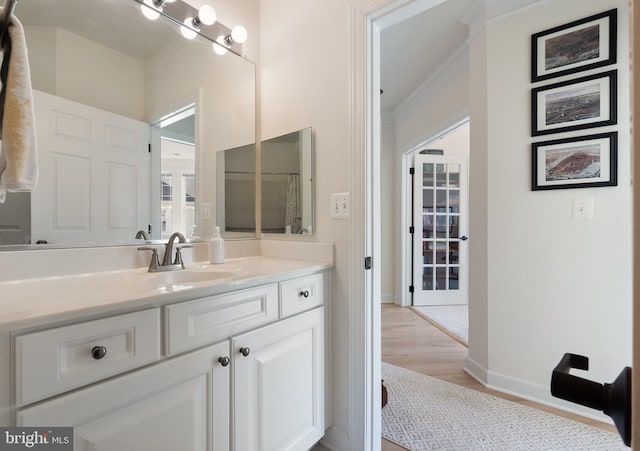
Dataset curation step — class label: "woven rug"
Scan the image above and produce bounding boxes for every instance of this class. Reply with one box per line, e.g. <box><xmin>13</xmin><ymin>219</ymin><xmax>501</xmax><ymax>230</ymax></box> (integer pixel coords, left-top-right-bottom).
<box><xmin>381</xmin><ymin>362</ymin><xmax>626</xmax><ymax>450</ymax></box>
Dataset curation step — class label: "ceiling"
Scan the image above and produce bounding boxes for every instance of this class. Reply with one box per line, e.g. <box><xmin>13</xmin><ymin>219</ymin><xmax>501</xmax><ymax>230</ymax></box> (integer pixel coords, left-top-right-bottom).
<box><xmin>18</xmin><ymin>0</ymin><xmax>471</xmax><ymax>115</ymax></box>
<box><xmin>380</xmin><ymin>0</ymin><xmax>474</xmax><ymax>113</ymax></box>
<box><xmin>18</xmin><ymin>0</ymin><xmax>177</xmax><ymax>60</ymax></box>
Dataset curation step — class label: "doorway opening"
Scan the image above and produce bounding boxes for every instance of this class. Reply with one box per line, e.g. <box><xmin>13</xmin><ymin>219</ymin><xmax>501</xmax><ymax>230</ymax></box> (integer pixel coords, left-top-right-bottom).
<box><xmin>150</xmin><ymin>105</ymin><xmax>196</xmax><ymax>240</ymax></box>
<box><xmin>406</xmin><ymin>121</ymin><xmax>469</xmax><ymax>345</ymax></box>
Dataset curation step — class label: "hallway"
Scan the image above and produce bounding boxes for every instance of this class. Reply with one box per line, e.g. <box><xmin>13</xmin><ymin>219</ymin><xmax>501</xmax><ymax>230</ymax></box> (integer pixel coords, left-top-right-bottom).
<box><xmin>380</xmin><ymin>303</ymin><xmax>616</xmax><ymax>450</ymax></box>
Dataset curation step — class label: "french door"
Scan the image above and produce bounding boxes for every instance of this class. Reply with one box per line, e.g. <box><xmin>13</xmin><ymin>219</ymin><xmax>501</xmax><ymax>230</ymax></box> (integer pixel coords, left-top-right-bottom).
<box><xmin>412</xmin><ymin>154</ymin><xmax>468</xmax><ymax>306</ymax></box>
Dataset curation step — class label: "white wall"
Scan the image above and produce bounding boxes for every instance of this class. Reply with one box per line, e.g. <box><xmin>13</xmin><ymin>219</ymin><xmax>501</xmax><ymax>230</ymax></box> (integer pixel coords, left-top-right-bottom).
<box><xmin>467</xmin><ymin>0</ymin><xmax>632</xmax><ymax>418</ymax></box>
<box><xmin>394</xmin><ymin>46</ymin><xmax>470</xmax><ymax>155</ymax></box>
<box><xmin>381</xmin><ymin>119</ymin><xmax>396</xmax><ymax>303</ymax></box>
<box><xmin>259</xmin><ymin>0</ymin><xmax>353</xmax><ymax>444</ymax></box>
<box><xmin>25</xmin><ymin>27</ymin><xmax>145</xmax><ymax>120</ymax></box>
<box><xmin>385</xmin><ymin>45</ymin><xmax>471</xmax><ymax>306</ymax></box>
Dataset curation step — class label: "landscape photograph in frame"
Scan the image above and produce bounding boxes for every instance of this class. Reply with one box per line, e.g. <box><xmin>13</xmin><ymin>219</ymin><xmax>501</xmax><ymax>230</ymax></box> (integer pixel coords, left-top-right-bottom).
<box><xmin>531</xmin><ymin>132</ymin><xmax>617</xmax><ymax>190</ymax></box>
<box><xmin>531</xmin><ymin>9</ymin><xmax>616</xmax><ymax>82</ymax></box>
<box><xmin>531</xmin><ymin>70</ymin><xmax>617</xmax><ymax>136</ymax></box>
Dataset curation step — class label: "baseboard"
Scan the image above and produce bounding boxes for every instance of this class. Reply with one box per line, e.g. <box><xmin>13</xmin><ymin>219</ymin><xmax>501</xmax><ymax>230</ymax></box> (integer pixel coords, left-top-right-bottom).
<box><xmin>486</xmin><ymin>370</ymin><xmax>613</xmax><ymax>425</ymax></box>
<box><xmin>464</xmin><ymin>356</ymin><xmax>488</xmax><ymax>385</ymax></box>
<box><xmin>463</xmin><ymin>357</ymin><xmax>612</xmax><ymax>425</ymax></box>
<box><xmin>380</xmin><ymin>295</ymin><xmax>395</xmax><ymax>304</ymax></box>
<box><xmin>319</xmin><ymin>426</ymin><xmax>350</xmax><ymax>451</ymax></box>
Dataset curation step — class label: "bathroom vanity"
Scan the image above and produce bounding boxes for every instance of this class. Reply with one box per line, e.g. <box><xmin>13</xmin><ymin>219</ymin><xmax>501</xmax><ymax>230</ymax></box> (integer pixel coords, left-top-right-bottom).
<box><xmin>0</xmin><ymin>254</ymin><xmax>331</xmax><ymax>451</ymax></box>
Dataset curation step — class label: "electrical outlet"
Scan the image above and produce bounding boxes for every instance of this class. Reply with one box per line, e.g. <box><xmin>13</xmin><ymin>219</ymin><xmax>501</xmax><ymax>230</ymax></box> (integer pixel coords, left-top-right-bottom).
<box><xmin>200</xmin><ymin>203</ymin><xmax>212</xmax><ymax>219</ymax></box>
<box><xmin>330</xmin><ymin>192</ymin><xmax>350</xmax><ymax>219</ymax></box>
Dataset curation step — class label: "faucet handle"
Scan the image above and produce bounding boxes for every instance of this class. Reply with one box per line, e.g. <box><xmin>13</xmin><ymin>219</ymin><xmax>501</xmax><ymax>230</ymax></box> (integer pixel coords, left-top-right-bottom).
<box><xmin>137</xmin><ymin>247</ymin><xmax>160</xmax><ymax>272</ymax></box>
<box><xmin>173</xmin><ymin>246</ymin><xmax>193</xmax><ymax>268</ymax></box>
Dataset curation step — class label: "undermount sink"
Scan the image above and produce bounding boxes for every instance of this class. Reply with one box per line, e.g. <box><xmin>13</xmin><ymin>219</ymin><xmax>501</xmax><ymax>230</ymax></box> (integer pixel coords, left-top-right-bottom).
<box><xmin>141</xmin><ymin>269</ymin><xmax>234</xmax><ymax>292</ymax></box>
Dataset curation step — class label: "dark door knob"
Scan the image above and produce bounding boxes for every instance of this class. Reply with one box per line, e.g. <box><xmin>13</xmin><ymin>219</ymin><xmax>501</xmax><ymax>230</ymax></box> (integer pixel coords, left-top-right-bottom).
<box><xmin>218</xmin><ymin>356</ymin><xmax>230</xmax><ymax>367</ymax></box>
<box><xmin>551</xmin><ymin>353</ymin><xmax>631</xmax><ymax>446</ymax></box>
<box><xmin>239</xmin><ymin>347</ymin><xmax>250</xmax><ymax>357</ymax></box>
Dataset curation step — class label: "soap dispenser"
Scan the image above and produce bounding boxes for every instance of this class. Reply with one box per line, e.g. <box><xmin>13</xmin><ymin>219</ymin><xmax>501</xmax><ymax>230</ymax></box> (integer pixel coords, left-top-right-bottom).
<box><xmin>208</xmin><ymin>226</ymin><xmax>225</xmax><ymax>264</ymax></box>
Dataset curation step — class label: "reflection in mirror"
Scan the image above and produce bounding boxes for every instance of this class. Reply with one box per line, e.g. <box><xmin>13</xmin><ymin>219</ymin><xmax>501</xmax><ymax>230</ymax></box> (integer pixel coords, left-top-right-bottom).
<box><xmin>261</xmin><ymin>128</ymin><xmax>313</xmax><ymax>234</ymax></box>
<box><xmin>216</xmin><ymin>145</ymin><xmax>257</xmax><ymax>239</ymax></box>
<box><xmin>0</xmin><ymin>0</ymin><xmax>256</xmax><ymax>249</ymax></box>
<box><xmin>157</xmin><ymin>106</ymin><xmax>196</xmax><ymax>240</ymax></box>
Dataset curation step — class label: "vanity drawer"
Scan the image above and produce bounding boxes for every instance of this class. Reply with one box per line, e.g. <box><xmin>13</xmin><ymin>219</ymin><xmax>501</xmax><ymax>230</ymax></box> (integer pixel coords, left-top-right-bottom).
<box><xmin>15</xmin><ymin>308</ymin><xmax>161</xmax><ymax>406</ymax></box>
<box><xmin>280</xmin><ymin>273</ymin><xmax>324</xmax><ymax>317</ymax></box>
<box><xmin>165</xmin><ymin>284</ymin><xmax>278</xmax><ymax>355</ymax></box>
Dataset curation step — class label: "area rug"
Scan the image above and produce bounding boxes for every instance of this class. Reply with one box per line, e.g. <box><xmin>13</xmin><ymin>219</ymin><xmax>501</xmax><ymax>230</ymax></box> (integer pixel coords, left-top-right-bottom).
<box><xmin>381</xmin><ymin>362</ymin><xmax>626</xmax><ymax>450</ymax></box>
<box><xmin>411</xmin><ymin>305</ymin><xmax>468</xmax><ymax>346</ymax></box>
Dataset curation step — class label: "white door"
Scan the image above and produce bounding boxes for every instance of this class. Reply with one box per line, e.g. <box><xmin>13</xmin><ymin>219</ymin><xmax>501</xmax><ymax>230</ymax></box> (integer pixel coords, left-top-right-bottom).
<box><xmin>232</xmin><ymin>307</ymin><xmax>324</xmax><ymax>451</ymax></box>
<box><xmin>413</xmin><ymin>154</ymin><xmax>468</xmax><ymax>306</ymax></box>
<box><xmin>0</xmin><ymin>192</ymin><xmax>30</xmax><ymax>244</ymax></box>
<box><xmin>17</xmin><ymin>342</ymin><xmax>230</xmax><ymax>451</ymax></box>
<box><xmin>31</xmin><ymin>90</ymin><xmax>149</xmax><ymax>244</ymax></box>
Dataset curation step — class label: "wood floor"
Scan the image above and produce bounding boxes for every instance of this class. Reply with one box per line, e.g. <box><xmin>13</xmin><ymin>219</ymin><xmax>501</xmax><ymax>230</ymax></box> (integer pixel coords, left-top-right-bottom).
<box><xmin>380</xmin><ymin>303</ymin><xmax>616</xmax><ymax>451</ymax></box>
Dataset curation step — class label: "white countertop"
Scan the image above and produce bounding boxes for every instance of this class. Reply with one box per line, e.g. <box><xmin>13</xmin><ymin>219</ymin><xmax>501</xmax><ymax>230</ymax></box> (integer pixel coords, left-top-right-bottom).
<box><xmin>0</xmin><ymin>256</ymin><xmax>332</xmax><ymax>333</ymax></box>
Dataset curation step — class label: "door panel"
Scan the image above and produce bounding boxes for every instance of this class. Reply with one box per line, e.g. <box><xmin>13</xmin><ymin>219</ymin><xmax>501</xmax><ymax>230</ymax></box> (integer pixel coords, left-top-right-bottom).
<box><xmin>31</xmin><ymin>90</ymin><xmax>149</xmax><ymax>244</ymax></box>
<box><xmin>413</xmin><ymin>154</ymin><xmax>468</xmax><ymax>306</ymax></box>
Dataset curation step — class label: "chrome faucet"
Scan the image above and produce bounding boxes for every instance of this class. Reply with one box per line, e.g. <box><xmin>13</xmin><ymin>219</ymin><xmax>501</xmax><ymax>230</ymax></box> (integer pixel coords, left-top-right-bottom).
<box><xmin>137</xmin><ymin>232</ymin><xmax>193</xmax><ymax>272</ymax></box>
<box><xmin>135</xmin><ymin>229</ymin><xmax>149</xmax><ymax>240</ymax></box>
<box><xmin>162</xmin><ymin>232</ymin><xmax>187</xmax><ymax>266</ymax></box>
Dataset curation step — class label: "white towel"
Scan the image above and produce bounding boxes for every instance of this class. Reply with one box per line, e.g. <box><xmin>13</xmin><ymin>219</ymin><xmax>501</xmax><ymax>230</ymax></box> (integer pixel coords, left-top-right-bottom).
<box><xmin>0</xmin><ymin>12</ymin><xmax>37</xmax><ymax>203</ymax></box>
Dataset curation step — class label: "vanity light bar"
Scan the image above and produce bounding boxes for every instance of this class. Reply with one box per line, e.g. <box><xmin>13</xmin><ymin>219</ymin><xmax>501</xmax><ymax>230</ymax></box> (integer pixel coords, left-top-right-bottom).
<box><xmin>137</xmin><ymin>0</ymin><xmax>246</xmax><ymax>56</ymax></box>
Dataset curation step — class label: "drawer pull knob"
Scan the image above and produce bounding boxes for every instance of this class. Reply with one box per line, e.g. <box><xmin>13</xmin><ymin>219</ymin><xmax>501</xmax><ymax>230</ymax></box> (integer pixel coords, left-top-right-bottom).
<box><xmin>218</xmin><ymin>356</ymin><xmax>230</xmax><ymax>367</ymax></box>
<box><xmin>300</xmin><ymin>290</ymin><xmax>310</xmax><ymax>298</ymax></box>
<box><xmin>91</xmin><ymin>346</ymin><xmax>107</xmax><ymax>360</ymax></box>
<box><xmin>239</xmin><ymin>347</ymin><xmax>251</xmax><ymax>357</ymax></box>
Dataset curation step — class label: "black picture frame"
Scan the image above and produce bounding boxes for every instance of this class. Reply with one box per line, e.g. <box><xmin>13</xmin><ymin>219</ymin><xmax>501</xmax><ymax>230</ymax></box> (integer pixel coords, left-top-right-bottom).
<box><xmin>531</xmin><ymin>9</ymin><xmax>616</xmax><ymax>82</ymax></box>
<box><xmin>531</xmin><ymin>70</ymin><xmax>616</xmax><ymax>136</ymax></box>
<box><xmin>531</xmin><ymin>132</ymin><xmax>617</xmax><ymax>191</ymax></box>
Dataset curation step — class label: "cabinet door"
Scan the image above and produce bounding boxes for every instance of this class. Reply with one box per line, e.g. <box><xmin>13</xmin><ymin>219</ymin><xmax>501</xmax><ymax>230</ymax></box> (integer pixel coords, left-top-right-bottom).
<box><xmin>232</xmin><ymin>307</ymin><xmax>324</xmax><ymax>451</ymax></box>
<box><xmin>18</xmin><ymin>342</ymin><xmax>230</xmax><ymax>451</ymax></box>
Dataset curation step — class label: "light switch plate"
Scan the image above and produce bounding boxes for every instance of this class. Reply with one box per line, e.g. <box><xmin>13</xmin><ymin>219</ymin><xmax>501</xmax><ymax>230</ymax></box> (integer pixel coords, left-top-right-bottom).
<box><xmin>330</xmin><ymin>192</ymin><xmax>350</xmax><ymax>219</ymax></box>
<box><xmin>200</xmin><ymin>203</ymin><xmax>212</xmax><ymax>219</ymax></box>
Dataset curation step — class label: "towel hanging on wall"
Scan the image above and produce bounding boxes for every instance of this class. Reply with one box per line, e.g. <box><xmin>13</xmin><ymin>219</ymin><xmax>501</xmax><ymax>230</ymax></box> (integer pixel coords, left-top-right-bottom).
<box><xmin>0</xmin><ymin>4</ymin><xmax>37</xmax><ymax>203</ymax></box>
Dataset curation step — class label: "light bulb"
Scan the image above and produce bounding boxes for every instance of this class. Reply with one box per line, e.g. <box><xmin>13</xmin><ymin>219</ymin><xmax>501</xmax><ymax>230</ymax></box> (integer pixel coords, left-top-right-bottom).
<box><xmin>213</xmin><ymin>36</ymin><xmax>228</xmax><ymax>55</ymax></box>
<box><xmin>198</xmin><ymin>5</ymin><xmax>216</xmax><ymax>26</ymax></box>
<box><xmin>181</xmin><ymin>17</ymin><xmax>197</xmax><ymax>39</ymax></box>
<box><xmin>231</xmin><ymin>25</ymin><xmax>248</xmax><ymax>44</ymax></box>
<box><xmin>141</xmin><ymin>0</ymin><xmax>161</xmax><ymax>20</ymax></box>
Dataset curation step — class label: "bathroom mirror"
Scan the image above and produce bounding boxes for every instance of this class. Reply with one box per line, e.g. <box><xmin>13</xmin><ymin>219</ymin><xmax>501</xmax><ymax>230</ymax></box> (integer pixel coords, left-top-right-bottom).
<box><xmin>261</xmin><ymin>128</ymin><xmax>314</xmax><ymax>234</ymax></box>
<box><xmin>0</xmin><ymin>0</ymin><xmax>256</xmax><ymax>248</ymax></box>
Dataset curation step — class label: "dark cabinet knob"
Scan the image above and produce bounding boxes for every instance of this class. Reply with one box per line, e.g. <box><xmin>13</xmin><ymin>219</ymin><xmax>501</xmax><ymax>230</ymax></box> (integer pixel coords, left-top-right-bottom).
<box><xmin>91</xmin><ymin>346</ymin><xmax>107</xmax><ymax>360</ymax></box>
<box><xmin>299</xmin><ymin>290</ymin><xmax>310</xmax><ymax>298</ymax></box>
<box><xmin>218</xmin><ymin>356</ymin><xmax>230</xmax><ymax>367</ymax></box>
<box><xmin>239</xmin><ymin>347</ymin><xmax>250</xmax><ymax>357</ymax></box>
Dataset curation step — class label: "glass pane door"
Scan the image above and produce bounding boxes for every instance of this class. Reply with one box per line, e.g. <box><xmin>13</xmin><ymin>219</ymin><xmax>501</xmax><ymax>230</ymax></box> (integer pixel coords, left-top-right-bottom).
<box><xmin>413</xmin><ymin>154</ymin><xmax>467</xmax><ymax>306</ymax></box>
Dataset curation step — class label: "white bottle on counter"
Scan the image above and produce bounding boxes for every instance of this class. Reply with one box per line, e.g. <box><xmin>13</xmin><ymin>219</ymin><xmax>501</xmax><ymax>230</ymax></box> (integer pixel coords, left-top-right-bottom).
<box><xmin>208</xmin><ymin>226</ymin><xmax>225</xmax><ymax>264</ymax></box>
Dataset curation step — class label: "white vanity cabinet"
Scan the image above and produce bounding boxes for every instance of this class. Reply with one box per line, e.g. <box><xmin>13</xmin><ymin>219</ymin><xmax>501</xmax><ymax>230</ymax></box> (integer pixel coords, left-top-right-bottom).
<box><xmin>9</xmin><ymin>270</ymin><xmax>327</xmax><ymax>451</ymax></box>
<box><xmin>232</xmin><ymin>307</ymin><xmax>324</xmax><ymax>451</ymax></box>
<box><xmin>17</xmin><ymin>341</ymin><xmax>231</xmax><ymax>451</ymax></box>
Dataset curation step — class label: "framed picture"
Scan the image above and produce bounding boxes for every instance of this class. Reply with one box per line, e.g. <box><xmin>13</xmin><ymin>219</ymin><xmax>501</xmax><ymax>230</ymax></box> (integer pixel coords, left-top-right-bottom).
<box><xmin>531</xmin><ymin>132</ymin><xmax>617</xmax><ymax>190</ymax></box>
<box><xmin>531</xmin><ymin>70</ymin><xmax>616</xmax><ymax>136</ymax></box>
<box><xmin>531</xmin><ymin>9</ymin><xmax>616</xmax><ymax>82</ymax></box>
